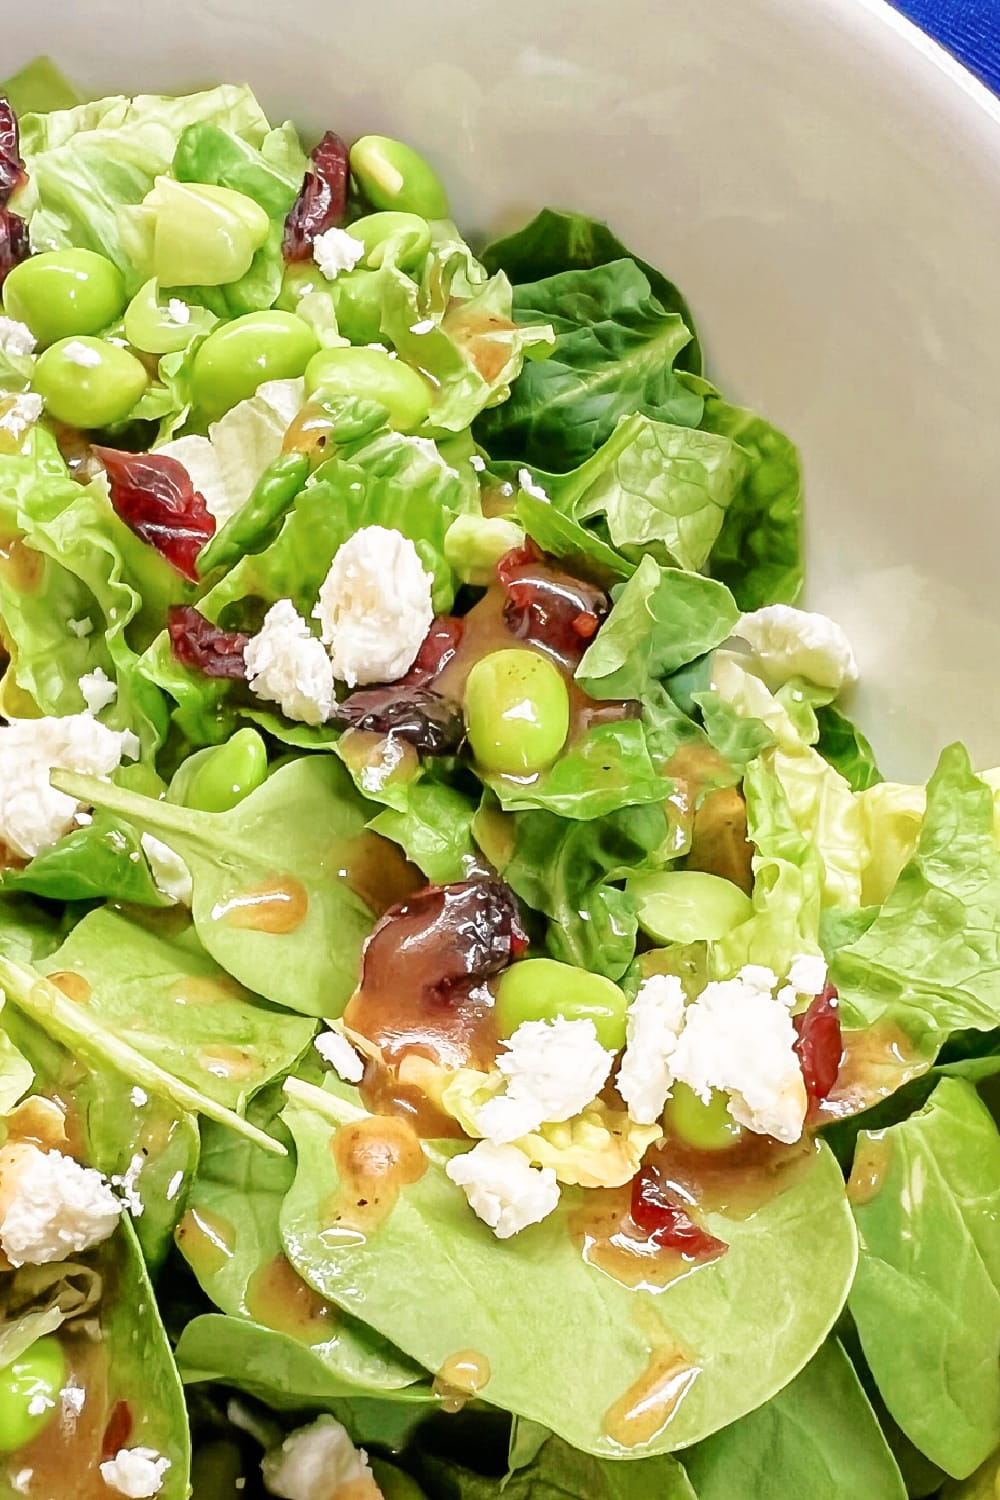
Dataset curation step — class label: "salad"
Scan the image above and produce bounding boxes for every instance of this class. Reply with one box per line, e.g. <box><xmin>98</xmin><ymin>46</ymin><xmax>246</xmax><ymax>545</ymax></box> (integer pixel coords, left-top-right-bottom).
<box><xmin>0</xmin><ymin>51</ymin><xmax>996</xmax><ymax>1500</ymax></box>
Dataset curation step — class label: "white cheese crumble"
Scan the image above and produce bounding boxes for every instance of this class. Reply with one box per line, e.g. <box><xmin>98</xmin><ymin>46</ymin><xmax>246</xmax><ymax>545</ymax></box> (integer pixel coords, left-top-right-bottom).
<box><xmin>312</xmin><ymin>226</ymin><xmax>366</xmax><ymax>280</ymax></box>
<box><xmin>67</xmin><ymin>616</ymin><xmax>93</xmax><ymax>638</ymax></box>
<box><xmin>735</xmin><ymin>605</ymin><xmax>858</xmax><ymax>692</ymax></box>
<box><xmin>469</xmin><ymin>453</ymin><xmax>486</xmax><ymax>472</ymax></box>
<box><xmin>78</xmin><ymin>667</ymin><xmax>117</xmax><ymax>715</ymax></box>
<box><xmin>262</xmin><ymin>1414</ymin><xmax>376</xmax><ymax>1500</ymax></box>
<box><xmin>517</xmin><ymin>467</ymin><xmax>550</xmax><ymax>502</ymax></box>
<box><xmin>409</xmin><ymin>317</ymin><xmax>435</xmax><ymax>335</ymax></box>
<box><xmin>61</xmin><ymin>339</ymin><xmax>103</xmax><ymax>368</ymax></box>
<box><xmin>670</xmin><ymin>968</ymin><xmax>808</xmax><ymax>1144</ymax></box>
<box><xmin>0</xmin><ymin>391</ymin><xmax>44</xmax><ymax>438</ymax></box>
<box><xmin>110</xmin><ymin>1152</ymin><xmax>145</xmax><ymax>1219</ymax></box>
<box><xmin>245</xmin><ymin>599</ymin><xmax>336</xmax><ymax>725</ymax></box>
<box><xmin>314</xmin><ymin>1029</ymin><xmax>365</xmax><ymax>1084</ymax></box>
<box><xmin>616</xmin><ymin>974</ymin><xmax>687</xmax><ymax>1126</ymax></box>
<box><xmin>0</xmin><ymin>316</ymin><xmax>36</xmax><ymax>357</ymax></box>
<box><xmin>786</xmin><ymin>952</ymin><xmax>828</xmax><ymax>997</ymax></box>
<box><xmin>313</xmin><ymin>525</ymin><xmax>434</xmax><ymax>688</ymax></box>
<box><xmin>477</xmin><ymin>1018</ymin><xmax>615</xmax><ymax>1145</ymax></box>
<box><xmin>140</xmin><ymin>833</ymin><xmax>193</xmax><ymax>906</ymax></box>
<box><xmin>446</xmin><ymin>1141</ymin><xmax>560</xmax><ymax>1239</ymax></box>
<box><xmin>0</xmin><ymin>714</ymin><xmax>132</xmax><ymax>859</ymax></box>
<box><xmin>98</xmin><ymin>1447</ymin><xmax>171</xmax><ymax>1498</ymax></box>
<box><xmin>0</xmin><ymin>1145</ymin><xmax>121</xmax><ymax>1266</ymax></box>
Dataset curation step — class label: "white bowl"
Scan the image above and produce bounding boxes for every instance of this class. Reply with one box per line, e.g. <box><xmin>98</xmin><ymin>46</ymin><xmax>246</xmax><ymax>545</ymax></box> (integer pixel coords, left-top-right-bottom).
<box><xmin>10</xmin><ymin>0</ymin><xmax>1000</xmax><ymax>780</ymax></box>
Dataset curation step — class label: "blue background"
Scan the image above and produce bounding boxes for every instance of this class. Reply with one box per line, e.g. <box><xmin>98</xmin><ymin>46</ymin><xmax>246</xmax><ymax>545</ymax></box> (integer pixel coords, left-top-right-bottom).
<box><xmin>895</xmin><ymin>0</ymin><xmax>1000</xmax><ymax>94</ymax></box>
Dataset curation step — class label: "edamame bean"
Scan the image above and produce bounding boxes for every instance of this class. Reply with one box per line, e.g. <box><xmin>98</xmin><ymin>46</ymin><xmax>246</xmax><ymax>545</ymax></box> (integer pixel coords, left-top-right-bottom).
<box><xmin>665</xmin><ymin>1082</ymin><xmax>742</xmax><ymax>1152</ymax></box>
<box><xmin>327</xmin><ymin>267</ymin><xmax>385</xmax><ymax>344</ymax></box>
<box><xmin>626</xmin><ymin>870</ymin><xmax>752</xmax><ymax>945</ymax></box>
<box><xmin>33</xmin><ymin>336</ymin><xmax>149</xmax><ymax>428</ymax></box>
<box><xmin>191</xmin><ymin>311</ymin><xmax>319</xmax><ymax>422</ymax></box>
<box><xmin>0</xmin><ymin>1335</ymin><xmax>66</xmax><ymax>1452</ymax></box>
<box><xmin>304</xmin><ymin>345</ymin><xmax>430</xmax><ymax>432</ymax></box>
<box><xmin>350</xmin><ymin>135</ymin><xmax>449</xmax><ymax>219</ymax></box>
<box><xmin>464</xmin><ymin>648</ymin><xmax>569</xmax><ymax>776</ymax></box>
<box><xmin>495</xmin><ymin>957</ymin><xmax>628</xmax><ymax>1051</ymax></box>
<box><xmin>444</xmin><ymin>515</ymin><xmax>525</xmax><ymax>585</ymax></box>
<box><xmin>122</xmin><ymin>178</ymin><xmax>270</xmax><ymax>288</ymax></box>
<box><xmin>123</xmin><ymin>279</ymin><xmax>217</xmax><ymax>355</ymax></box>
<box><xmin>181</xmin><ymin>729</ymin><xmax>269</xmax><ymax>813</ymax></box>
<box><xmin>351</xmin><ymin>211</ymin><xmax>432</xmax><ymax>271</ymax></box>
<box><xmin>275</xmin><ymin>263</ymin><xmax>327</xmax><ymax>311</ymax></box>
<box><xmin>370</xmin><ymin>1459</ymin><xmax>428</xmax><ymax>1500</ymax></box>
<box><xmin>4</xmin><ymin>249</ymin><xmax>127</xmax><ymax>348</ymax></box>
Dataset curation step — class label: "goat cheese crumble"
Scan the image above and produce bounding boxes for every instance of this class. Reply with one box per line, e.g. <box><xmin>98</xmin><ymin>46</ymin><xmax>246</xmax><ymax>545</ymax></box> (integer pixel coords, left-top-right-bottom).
<box><xmin>140</xmin><ymin>833</ymin><xmax>193</xmax><ymax>906</ymax></box>
<box><xmin>616</xmin><ymin>973</ymin><xmax>687</xmax><ymax>1125</ymax></box>
<box><xmin>313</xmin><ymin>525</ymin><xmax>434</xmax><ymax>688</ymax></box>
<box><xmin>314</xmin><ymin>1029</ymin><xmax>365</xmax><ymax>1084</ymax></box>
<box><xmin>0</xmin><ymin>1144</ymin><xmax>121</xmax><ymax>1266</ymax></box>
<box><xmin>262</xmin><ymin>1414</ymin><xmax>379</xmax><ymax>1500</ymax></box>
<box><xmin>0</xmin><ymin>315</ymin><xmax>36</xmax><ymax>357</ymax></box>
<box><xmin>446</xmin><ymin>1141</ymin><xmax>560</xmax><ymax>1239</ymax></box>
<box><xmin>735</xmin><ymin>604</ymin><xmax>858</xmax><ymax>692</ymax></box>
<box><xmin>245</xmin><ymin>599</ymin><xmax>336</xmax><ymax>724</ymax></box>
<box><xmin>312</xmin><ymin>226</ymin><xmax>366</xmax><ymax>280</ymax></box>
<box><xmin>477</xmin><ymin>1018</ymin><xmax>615</xmax><ymax>1145</ymax></box>
<box><xmin>98</xmin><ymin>1447</ymin><xmax>171</xmax><ymax>1498</ymax></box>
<box><xmin>0</xmin><ymin>713</ymin><xmax>133</xmax><ymax>859</ymax></box>
<box><xmin>670</xmin><ymin>968</ymin><xmax>808</xmax><ymax>1144</ymax></box>
<box><xmin>79</xmin><ymin>667</ymin><xmax>117</xmax><ymax>715</ymax></box>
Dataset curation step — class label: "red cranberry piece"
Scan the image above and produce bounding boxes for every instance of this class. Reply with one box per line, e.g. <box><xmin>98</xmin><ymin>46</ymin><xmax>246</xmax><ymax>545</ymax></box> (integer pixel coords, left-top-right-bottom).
<box><xmin>168</xmin><ymin>605</ymin><xmax>249</xmax><ymax>679</ymax></box>
<box><xmin>0</xmin><ymin>208</ymin><xmax>28</xmax><ymax>287</ymax></box>
<box><xmin>401</xmin><ymin>616</ymin><xmax>464</xmax><ymax>688</ymax></box>
<box><xmin>101</xmin><ymin>1401</ymin><xmax>133</xmax><ymax>1460</ymax></box>
<box><xmin>363</xmin><ymin>879</ymin><xmax>528</xmax><ymax>1007</ymax></box>
<box><xmin>0</xmin><ymin>99</ymin><xmax>27</xmax><ymax>204</ymax></box>
<box><xmin>497</xmin><ymin>545</ymin><xmax>609</xmax><ymax>662</ymax></box>
<box><xmin>630</xmin><ymin>1169</ymin><xmax>729</xmax><ymax>1261</ymax></box>
<box><xmin>95</xmin><ymin>447</ymin><xmax>215</xmax><ymax>582</ymax></box>
<box><xmin>332</xmin><ymin>685</ymin><xmax>464</xmax><ymax>754</ymax></box>
<box><xmin>793</xmin><ymin>984</ymin><xmax>844</xmax><ymax>1107</ymax></box>
<box><xmin>283</xmin><ymin>131</ymin><xmax>349</xmax><ymax>262</ymax></box>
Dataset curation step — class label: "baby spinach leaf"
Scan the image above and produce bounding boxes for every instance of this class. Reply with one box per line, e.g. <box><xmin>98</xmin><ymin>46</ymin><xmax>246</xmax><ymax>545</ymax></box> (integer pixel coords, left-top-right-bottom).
<box><xmin>54</xmin><ymin>756</ymin><xmax>376</xmax><ymax>1018</ymax></box>
<box><xmin>413</xmin><ymin>1431</ymin><xmax>696</xmax><ymax>1500</ymax></box>
<box><xmin>848</xmin><ymin>1078</ymin><xmax>1000</xmax><ymax>1479</ymax></box>
<box><xmin>475</xmin><ymin>262</ymin><xmax>703</xmax><ymax>471</ymax></box>
<box><xmin>576</xmin><ymin>556</ymin><xmax>740</xmax><ymax>700</ymax></box>
<box><xmin>696</xmin><ymin>382</ymin><xmax>804</xmax><ymax>610</ymax></box>
<box><xmin>815</xmin><ymin>703</ymin><xmax>883</xmax><ymax>792</ymax></box>
<box><xmin>682</xmin><ymin>1339</ymin><xmax>906</xmax><ymax>1499</ymax></box>
<box><xmin>279</xmin><ymin>1082</ymin><xmax>857</xmax><ymax>1459</ymax></box>
<box><xmin>941</xmin><ymin>1452</ymin><xmax>1000</xmax><ymax>1499</ymax></box>
<box><xmin>40</xmin><ymin>907</ymin><xmax>315</xmax><ymax>1111</ymax></box>
<box><xmin>2</xmin><ymin>808</ymin><xmax>169</xmax><ymax>906</ymax></box>
<box><xmin>832</xmin><ymin>744</ymin><xmax>1000</xmax><ymax>1044</ymax></box>
<box><xmin>480</xmin><ymin>208</ymin><xmax>702</xmax><ymax>374</ymax></box>
<box><xmin>368</xmin><ymin>781</ymin><xmax>480</xmax><ymax>885</ymax></box>
<box><xmin>0</xmin><ymin>893</ymin><xmax>64</xmax><ymax>964</ymax></box>
<box><xmin>177</xmin><ymin>1113</ymin><xmax>427</xmax><ymax>1397</ymax></box>
<box><xmin>474</xmin><ymin>798</ymin><xmax>677</xmax><ymax>980</ymax></box>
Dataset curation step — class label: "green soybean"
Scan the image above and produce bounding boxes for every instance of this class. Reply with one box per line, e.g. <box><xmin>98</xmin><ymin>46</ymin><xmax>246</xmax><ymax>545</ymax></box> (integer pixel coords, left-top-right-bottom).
<box><xmin>191</xmin><ymin>311</ymin><xmax>319</xmax><ymax>421</ymax></box>
<box><xmin>33</xmin><ymin>337</ymin><xmax>149</xmax><ymax>428</ymax></box>
<box><xmin>351</xmin><ymin>211</ymin><xmax>432</xmax><ymax>271</ymax></box>
<box><xmin>123</xmin><ymin>278</ymin><xmax>217</xmax><ymax>356</ymax></box>
<box><xmin>0</xmin><ymin>1336</ymin><xmax>66</xmax><ymax>1452</ymax></box>
<box><xmin>4</xmin><ymin>249</ymin><xmax>127</xmax><ymax>348</ymax></box>
<box><xmin>175</xmin><ymin>729</ymin><xmax>269</xmax><ymax>813</ymax></box>
<box><xmin>665</xmin><ymin>1081</ymin><xmax>742</xmax><ymax>1151</ymax></box>
<box><xmin>626</xmin><ymin>870</ymin><xmax>753</xmax><ymax>945</ymax></box>
<box><xmin>350</xmin><ymin>135</ymin><xmax>449</xmax><ymax>219</ymax></box>
<box><xmin>121</xmin><ymin>178</ymin><xmax>270</xmax><ymax>288</ymax></box>
<box><xmin>495</xmin><ymin>958</ymin><xmax>628</xmax><ymax>1051</ymax></box>
<box><xmin>445</xmin><ymin>514</ymin><xmax>525</xmax><ymax>585</ymax></box>
<box><xmin>464</xmin><ymin>648</ymin><xmax>570</xmax><ymax>776</ymax></box>
<box><xmin>304</xmin><ymin>345</ymin><xmax>430</xmax><ymax>432</ymax></box>
<box><xmin>327</xmin><ymin>267</ymin><xmax>385</xmax><ymax>344</ymax></box>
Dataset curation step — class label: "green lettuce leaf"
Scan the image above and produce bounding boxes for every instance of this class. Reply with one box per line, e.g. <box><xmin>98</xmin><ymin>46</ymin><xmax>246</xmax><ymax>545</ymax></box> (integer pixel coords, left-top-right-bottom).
<box><xmin>14</xmin><ymin>85</ymin><xmax>274</xmax><ymax>289</ymax></box>
<box><xmin>832</xmin><ymin>744</ymin><xmax>1000</xmax><ymax>1043</ymax></box>
<box><xmin>475</xmin><ymin>261</ymin><xmax>703</xmax><ymax>471</ymax></box>
<box><xmin>848</xmin><ymin>1078</ymin><xmax>1000</xmax><ymax>1479</ymax></box>
<box><xmin>816</xmin><ymin>703</ymin><xmax>883</xmax><ymax>792</ymax></box>
<box><xmin>480</xmin><ymin>719</ymin><xmax>669</xmax><ymax>822</ymax></box>
<box><xmin>0</xmin><ymin>56</ymin><xmax>84</xmax><ymax>115</ymax></box>
<box><xmin>514</xmin><ymin>488</ymin><xmax>633</xmax><ymax>584</ymax></box>
<box><xmin>368</xmin><ymin>781</ymin><xmax>480</xmax><ymax>885</ymax></box>
<box><xmin>576</xmin><ymin>555</ymin><xmax>739</xmax><ymax>700</ymax></box>
<box><xmin>480</xmin><ymin>207</ymin><xmax>702</xmax><ymax>374</ymax></box>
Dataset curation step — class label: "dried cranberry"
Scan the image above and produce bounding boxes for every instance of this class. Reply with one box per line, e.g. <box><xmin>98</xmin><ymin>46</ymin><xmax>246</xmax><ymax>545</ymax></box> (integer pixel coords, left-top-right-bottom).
<box><xmin>332</xmin><ymin>686</ymin><xmax>464</xmax><ymax>754</ymax></box>
<box><xmin>0</xmin><ymin>99</ymin><xmax>27</xmax><ymax>204</ymax></box>
<box><xmin>0</xmin><ymin>208</ymin><xmax>28</xmax><ymax>287</ymax></box>
<box><xmin>630</xmin><ymin>1168</ymin><xmax>728</xmax><ymax>1261</ymax></box>
<box><xmin>283</xmin><ymin>131</ymin><xmax>349</xmax><ymax>262</ymax></box>
<box><xmin>401</xmin><ymin>616</ymin><xmax>464</xmax><ymax>688</ymax></box>
<box><xmin>95</xmin><ymin>447</ymin><xmax>215</xmax><ymax>581</ymax></box>
<box><xmin>168</xmin><ymin>605</ymin><xmax>249</xmax><ymax>679</ymax></box>
<box><xmin>362</xmin><ymin>879</ymin><xmax>528</xmax><ymax>1007</ymax></box>
<box><xmin>793</xmin><ymin>984</ymin><xmax>844</xmax><ymax>1108</ymax></box>
<box><xmin>497</xmin><ymin>545</ymin><xmax>609</xmax><ymax>662</ymax></box>
<box><xmin>101</xmin><ymin>1401</ymin><xmax>133</xmax><ymax>1460</ymax></box>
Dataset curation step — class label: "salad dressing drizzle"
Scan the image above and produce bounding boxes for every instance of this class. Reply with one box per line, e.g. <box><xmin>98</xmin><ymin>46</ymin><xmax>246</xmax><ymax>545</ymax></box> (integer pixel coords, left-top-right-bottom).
<box><xmin>246</xmin><ymin>1254</ymin><xmax>339</xmax><ymax>1345</ymax></box>
<box><xmin>602</xmin><ymin>1343</ymin><xmax>700</xmax><ymax>1448</ymax></box>
<box><xmin>335</xmin><ymin>830</ymin><xmax>423</xmax><ymax>917</ymax></box>
<box><xmin>0</xmin><ymin>533</ymin><xmax>43</xmax><ymax>592</ymax></box>
<box><xmin>197</xmin><ymin>1045</ymin><xmax>256</xmax><ymax>1081</ymax></box>
<box><xmin>818</xmin><ymin>1022</ymin><xmax>927</xmax><ymax>1120</ymax></box>
<box><xmin>847</xmin><ymin>1132</ymin><xmax>893</xmax><ymax>1204</ymax></box>
<box><xmin>326</xmin><ymin>1115</ymin><xmax>427</xmax><ymax>1236</ymax></box>
<box><xmin>213</xmin><ymin>876</ymin><xmax>309</xmax><ymax>934</ymax></box>
<box><xmin>48</xmin><ymin>969</ymin><xmax>91</xmax><ymax>1005</ymax></box>
<box><xmin>432</xmin><ymin>1349</ymin><xmax>491</xmax><ymax>1411</ymax></box>
<box><xmin>10</xmin><ymin>1340</ymin><xmax>115</xmax><ymax>1499</ymax></box>
<box><xmin>174</xmin><ymin>1205</ymin><xmax>236</xmax><ymax>1276</ymax></box>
